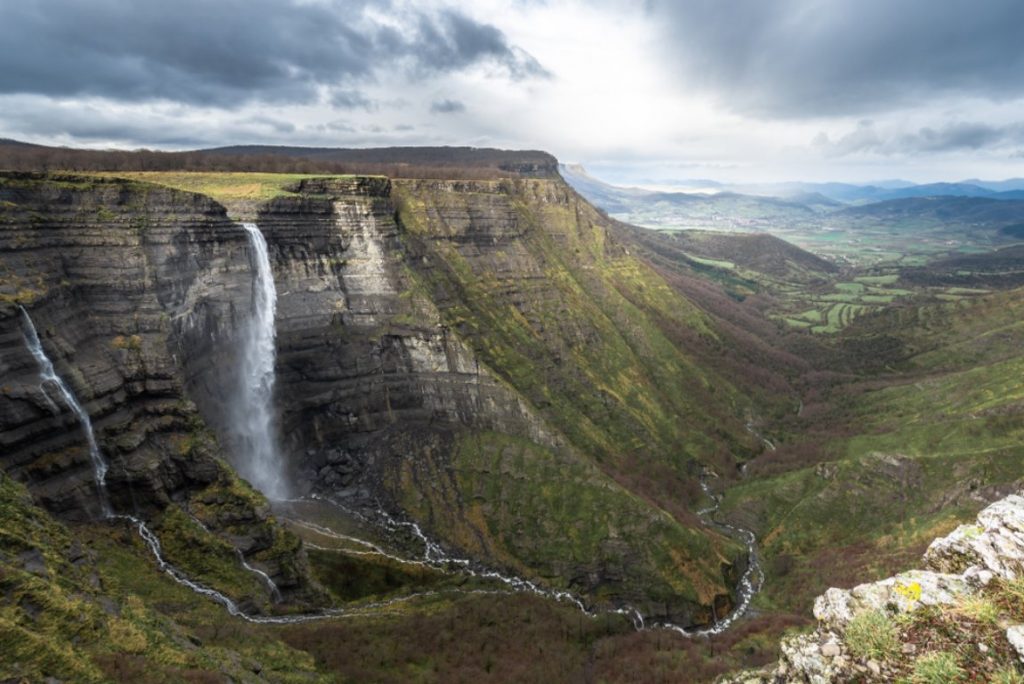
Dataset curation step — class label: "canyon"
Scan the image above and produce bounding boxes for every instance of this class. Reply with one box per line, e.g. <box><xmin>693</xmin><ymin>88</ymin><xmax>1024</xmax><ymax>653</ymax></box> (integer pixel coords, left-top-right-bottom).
<box><xmin>2</xmin><ymin>157</ymin><xmax>1024</xmax><ymax>682</ymax></box>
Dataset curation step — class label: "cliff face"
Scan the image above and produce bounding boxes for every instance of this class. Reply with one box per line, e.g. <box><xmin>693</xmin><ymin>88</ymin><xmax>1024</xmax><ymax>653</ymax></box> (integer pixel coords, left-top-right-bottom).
<box><xmin>251</xmin><ymin>176</ymin><xmax>747</xmax><ymax>623</ymax></box>
<box><xmin>0</xmin><ymin>170</ymin><xmax>756</xmax><ymax>626</ymax></box>
<box><xmin>0</xmin><ymin>172</ymin><xmax>316</xmax><ymax>604</ymax></box>
<box><xmin>260</xmin><ymin>177</ymin><xmax>556</xmax><ymax>490</ymax></box>
<box><xmin>393</xmin><ymin>178</ymin><xmax>759</xmax><ymax>495</ymax></box>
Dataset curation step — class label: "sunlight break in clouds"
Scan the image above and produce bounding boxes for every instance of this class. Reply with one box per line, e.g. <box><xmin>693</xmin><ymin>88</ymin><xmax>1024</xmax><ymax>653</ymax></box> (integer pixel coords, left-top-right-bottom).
<box><xmin>1</xmin><ymin>0</ymin><xmax>1023</xmax><ymax>183</ymax></box>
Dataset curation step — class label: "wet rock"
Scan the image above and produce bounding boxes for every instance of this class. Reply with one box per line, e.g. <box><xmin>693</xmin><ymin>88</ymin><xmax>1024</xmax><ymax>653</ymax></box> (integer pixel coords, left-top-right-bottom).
<box><xmin>17</xmin><ymin>548</ymin><xmax>47</xmax><ymax>576</ymax></box>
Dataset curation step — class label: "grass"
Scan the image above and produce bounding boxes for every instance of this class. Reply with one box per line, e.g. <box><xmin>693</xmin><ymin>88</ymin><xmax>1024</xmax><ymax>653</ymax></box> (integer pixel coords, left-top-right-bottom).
<box><xmin>994</xmin><ymin>669</ymin><xmax>1024</xmax><ymax>684</ymax></box>
<box><xmin>844</xmin><ymin>609</ymin><xmax>900</xmax><ymax>660</ymax></box>
<box><xmin>0</xmin><ymin>473</ymin><xmax>326</xmax><ymax>682</ymax></box>
<box><xmin>687</xmin><ymin>254</ymin><xmax>736</xmax><ymax>270</ymax></box>
<box><xmin>907</xmin><ymin>651</ymin><xmax>966</xmax><ymax>684</ymax></box>
<box><xmin>855</xmin><ymin>274</ymin><xmax>900</xmax><ymax>285</ymax></box>
<box><xmin>88</xmin><ymin>171</ymin><xmax>340</xmax><ymax>203</ymax></box>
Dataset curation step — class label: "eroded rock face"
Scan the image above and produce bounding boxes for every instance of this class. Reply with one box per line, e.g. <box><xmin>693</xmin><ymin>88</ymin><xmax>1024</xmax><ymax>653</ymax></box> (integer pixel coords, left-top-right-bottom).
<box><xmin>0</xmin><ymin>171</ymin><xmax>746</xmax><ymax>627</ymax></box>
<box><xmin>0</xmin><ymin>173</ymin><xmax>314</xmax><ymax>600</ymax></box>
<box><xmin>0</xmin><ymin>173</ymin><xmax>253</xmax><ymax>519</ymax></box>
<box><xmin>259</xmin><ymin>178</ymin><xmax>559</xmax><ymax>494</ymax></box>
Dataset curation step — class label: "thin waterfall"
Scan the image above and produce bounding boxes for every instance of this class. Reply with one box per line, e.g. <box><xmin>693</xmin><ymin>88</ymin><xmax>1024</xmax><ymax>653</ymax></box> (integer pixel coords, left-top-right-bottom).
<box><xmin>20</xmin><ymin>307</ymin><xmax>112</xmax><ymax>517</ymax></box>
<box><xmin>234</xmin><ymin>222</ymin><xmax>287</xmax><ymax>500</ymax></box>
<box><xmin>17</xmin><ymin>306</ymin><xmax>286</xmax><ymax>616</ymax></box>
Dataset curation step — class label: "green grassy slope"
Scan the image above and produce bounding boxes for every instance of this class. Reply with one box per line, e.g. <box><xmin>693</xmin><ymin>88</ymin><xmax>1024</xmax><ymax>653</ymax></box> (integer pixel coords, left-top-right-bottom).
<box><xmin>719</xmin><ymin>288</ymin><xmax>1024</xmax><ymax>614</ymax></box>
<box><xmin>395</xmin><ymin>179</ymin><xmax>762</xmax><ymax>502</ymax></box>
<box><xmin>381</xmin><ymin>178</ymin><xmax>772</xmax><ymax>614</ymax></box>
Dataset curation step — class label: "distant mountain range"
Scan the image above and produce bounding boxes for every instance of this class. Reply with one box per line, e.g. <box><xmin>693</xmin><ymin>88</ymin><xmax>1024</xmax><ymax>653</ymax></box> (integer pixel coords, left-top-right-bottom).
<box><xmin>565</xmin><ymin>165</ymin><xmax>1024</xmax><ymax>204</ymax></box>
<box><xmin>559</xmin><ymin>163</ymin><xmax>1024</xmax><ymax>264</ymax></box>
<box><xmin>560</xmin><ymin>163</ymin><xmax>1024</xmax><ymax>219</ymax></box>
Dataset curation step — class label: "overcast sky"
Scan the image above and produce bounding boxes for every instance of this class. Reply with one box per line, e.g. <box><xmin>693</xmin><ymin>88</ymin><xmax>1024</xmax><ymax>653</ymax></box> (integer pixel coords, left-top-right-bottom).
<box><xmin>3</xmin><ymin>0</ymin><xmax>1024</xmax><ymax>184</ymax></box>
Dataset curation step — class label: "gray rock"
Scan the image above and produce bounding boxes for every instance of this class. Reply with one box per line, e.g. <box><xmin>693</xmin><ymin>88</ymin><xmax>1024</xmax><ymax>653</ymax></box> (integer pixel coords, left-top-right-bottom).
<box><xmin>1007</xmin><ymin>625</ymin><xmax>1024</xmax><ymax>662</ymax></box>
<box><xmin>18</xmin><ymin>548</ymin><xmax>47</xmax><ymax>577</ymax></box>
<box><xmin>820</xmin><ymin>642</ymin><xmax>841</xmax><ymax>658</ymax></box>
<box><xmin>923</xmin><ymin>495</ymin><xmax>1024</xmax><ymax>579</ymax></box>
<box><xmin>814</xmin><ymin>569</ymin><xmax>969</xmax><ymax>629</ymax></box>
<box><xmin>779</xmin><ymin>634</ymin><xmax>844</xmax><ymax>684</ymax></box>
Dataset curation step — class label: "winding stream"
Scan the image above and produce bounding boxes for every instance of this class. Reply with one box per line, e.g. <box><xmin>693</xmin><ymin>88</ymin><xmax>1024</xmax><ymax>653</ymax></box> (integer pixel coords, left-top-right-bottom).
<box><xmin>682</xmin><ymin>476</ymin><xmax>765</xmax><ymax>636</ymax></box>
<box><xmin>17</xmin><ymin>306</ymin><xmax>763</xmax><ymax>635</ymax></box>
<box><xmin>286</xmin><ymin>483</ymin><xmax>764</xmax><ymax>637</ymax></box>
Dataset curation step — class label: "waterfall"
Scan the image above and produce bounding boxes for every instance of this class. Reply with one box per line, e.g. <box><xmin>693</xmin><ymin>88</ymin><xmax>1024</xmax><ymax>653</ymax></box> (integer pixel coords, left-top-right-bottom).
<box><xmin>17</xmin><ymin>306</ymin><xmax>287</xmax><ymax>617</ymax></box>
<box><xmin>20</xmin><ymin>307</ymin><xmax>112</xmax><ymax>517</ymax></box>
<box><xmin>234</xmin><ymin>223</ymin><xmax>287</xmax><ymax>500</ymax></box>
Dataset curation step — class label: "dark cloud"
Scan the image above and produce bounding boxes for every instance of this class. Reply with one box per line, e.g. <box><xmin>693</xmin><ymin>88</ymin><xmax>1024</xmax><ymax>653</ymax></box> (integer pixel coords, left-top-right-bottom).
<box><xmin>815</xmin><ymin>120</ymin><xmax>1024</xmax><ymax>156</ymax></box>
<box><xmin>330</xmin><ymin>90</ymin><xmax>376</xmax><ymax>111</ymax></box>
<box><xmin>1</xmin><ymin>97</ymin><xmax>221</xmax><ymax>146</ymax></box>
<box><xmin>649</xmin><ymin>0</ymin><xmax>1024</xmax><ymax>117</ymax></box>
<box><xmin>409</xmin><ymin>10</ymin><xmax>549</xmax><ymax>80</ymax></box>
<box><xmin>0</xmin><ymin>0</ymin><xmax>545</xmax><ymax>107</ymax></box>
<box><xmin>430</xmin><ymin>99</ymin><xmax>466</xmax><ymax>114</ymax></box>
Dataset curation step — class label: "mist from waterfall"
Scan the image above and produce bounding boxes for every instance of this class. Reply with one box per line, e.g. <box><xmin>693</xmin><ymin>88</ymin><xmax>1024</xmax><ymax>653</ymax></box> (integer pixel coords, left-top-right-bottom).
<box><xmin>234</xmin><ymin>223</ymin><xmax>287</xmax><ymax>500</ymax></box>
<box><xmin>20</xmin><ymin>307</ymin><xmax>112</xmax><ymax>517</ymax></box>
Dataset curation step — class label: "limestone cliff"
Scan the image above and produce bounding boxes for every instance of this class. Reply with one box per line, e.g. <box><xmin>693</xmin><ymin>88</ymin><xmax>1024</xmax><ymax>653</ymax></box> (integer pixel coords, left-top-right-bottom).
<box><xmin>0</xmin><ymin>170</ymin><xmax>757</xmax><ymax>627</ymax></box>
<box><xmin>0</xmin><ymin>172</ymin><xmax>317</xmax><ymax>607</ymax></box>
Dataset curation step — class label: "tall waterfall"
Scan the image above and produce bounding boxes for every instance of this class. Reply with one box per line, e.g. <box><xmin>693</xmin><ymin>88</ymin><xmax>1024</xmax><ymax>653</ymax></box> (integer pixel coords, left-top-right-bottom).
<box><xmin>20</xmin><ymin>307</ymin><xmax>112</xmax><ymax>517</ymax></box>
<box><xmin>235</xmin><ymin>223</ymin><xmax>286</xmax><ymax>500</ymax></box>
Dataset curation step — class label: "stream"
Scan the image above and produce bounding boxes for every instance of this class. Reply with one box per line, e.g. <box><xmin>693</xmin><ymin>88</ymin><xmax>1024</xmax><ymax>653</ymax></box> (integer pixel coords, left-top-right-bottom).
<box><xmin>680</xmin><ymin>476</ymin><xmax>765</xmax><ymax>636</ymax></box>
<box><xmin>17</xmin><ymin>291</ymin><xmax>764</xmax><ymax>635</ymax></box>
<box><xmin>277</xmin><ymin>482</ymin><xmax>764</xmax><ymax>638</ymax></box>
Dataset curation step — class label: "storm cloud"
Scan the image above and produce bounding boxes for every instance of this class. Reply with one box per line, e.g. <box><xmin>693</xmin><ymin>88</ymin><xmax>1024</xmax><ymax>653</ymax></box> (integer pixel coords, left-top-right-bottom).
<box><xmin>0</xmin><ymin>0</ymin><xmax>546</xmax><ymax>107</ymax></box>
<box><xmin>648</xmin><ymin>0</ymin><xmax>1024</xmax><ymax>117</ymax></box>
<box><xmin>2</xmin><ymin>0</ymin><xmax>1022</xmax><ymax>182</ymax></box>
<box><xmin>815</xmin><ymin>120</ymin><xmax>1024</xmax><ymax>157</ymax></box>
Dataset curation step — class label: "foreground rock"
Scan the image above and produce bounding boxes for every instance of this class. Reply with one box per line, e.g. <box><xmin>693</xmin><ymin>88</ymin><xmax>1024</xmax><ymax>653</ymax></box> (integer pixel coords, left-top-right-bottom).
<box><xmin>720</xmin><ymin>491</ymin><xmax>1024</xmax><ymax>683</ymax></box>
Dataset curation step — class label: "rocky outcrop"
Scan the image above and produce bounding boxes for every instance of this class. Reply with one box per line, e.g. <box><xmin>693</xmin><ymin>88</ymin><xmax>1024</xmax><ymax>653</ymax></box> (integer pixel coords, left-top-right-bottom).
<box><xmin>720</xmin><ymin>491</ymin><xmax>1024</xmax><ymax>683</ymax></box>
<box><xmin>922</xmin><ymin>493</ymin><xmax>1024</xmax><ymax>579</ymax></box>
